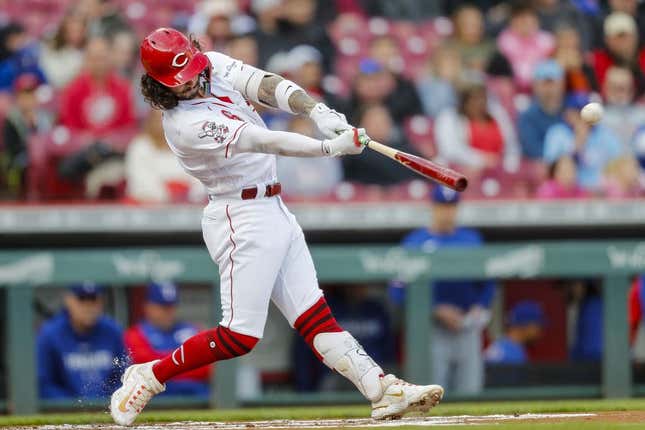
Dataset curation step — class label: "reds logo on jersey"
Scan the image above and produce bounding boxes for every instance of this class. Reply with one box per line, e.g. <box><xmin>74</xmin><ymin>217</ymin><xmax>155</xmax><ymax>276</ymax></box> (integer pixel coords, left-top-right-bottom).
<box><xmin>198</xmin><ymin>121</ymin><xmax>229</xmax><ymax>143</ymax></box>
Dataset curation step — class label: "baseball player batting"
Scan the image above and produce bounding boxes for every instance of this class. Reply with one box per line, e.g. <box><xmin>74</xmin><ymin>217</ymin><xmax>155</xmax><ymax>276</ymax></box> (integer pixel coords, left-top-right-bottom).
<box><xmin>110</xmin><ymin>28</ymin><xmax>443</xmax><ymax>426</ymax></box>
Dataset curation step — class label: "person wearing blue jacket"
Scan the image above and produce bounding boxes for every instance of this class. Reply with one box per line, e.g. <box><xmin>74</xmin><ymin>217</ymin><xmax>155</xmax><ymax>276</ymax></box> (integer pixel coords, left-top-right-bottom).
<box><xmin>37</xmin><ymin>282</ymin><xmax>126</xmax><ymax>399</ymax></box>
<box><xmin>124</xmin><ymin>282</ymin><xmax>210</xmax><ymax>397</ymax></box>
<box><xmin>389</xmin><ymin>186</ymin><xmax>495</xmax><ymax>394</ymax></box>
<box><xmin>485</xmin><ymin>301</ymin><xmax>545</xmax><ymax>364</ymax></box>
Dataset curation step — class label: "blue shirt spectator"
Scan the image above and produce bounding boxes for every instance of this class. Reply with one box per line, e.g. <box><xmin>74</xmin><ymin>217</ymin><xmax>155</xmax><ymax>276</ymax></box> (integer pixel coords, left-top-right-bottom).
<box><xmin>517</xmin><ymin>60</ymin><xmax>564</xmax><ymax>159</ymax></box>
<box><xmin>124</xmin><ymin>282</ymin><xmax>210</xmax><ymax>397</ymax></box>
<box><xmin>389</xmin><ymin>187</ymin><xmax>495</xmax><ymax>311</ymax></box>
<box><xmin>0</xmin><ymin>42</ymin><xmax>46</xmax><ymax>91</ymax></box>
<box><xmin>544</xmin><ymin>92</ymin><xmax>622</xmax><ymax>190</ymax></box>
<box><xmin>37</xmin><ymin>283</ymin><xmax>126</xmax><ymax>399</ymax></box>
<box><xmin>485</xmin><ymin>301</ymin><xmax>545</xmax><ymax>364</ymax></box>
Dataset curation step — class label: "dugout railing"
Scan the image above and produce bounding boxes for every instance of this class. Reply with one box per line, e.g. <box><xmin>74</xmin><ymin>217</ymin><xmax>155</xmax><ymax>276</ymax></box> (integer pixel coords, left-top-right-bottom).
<box><xmin>0</xmin><ymin>240</ymin><xmax>640</xmax><ymax>414</ymax></box>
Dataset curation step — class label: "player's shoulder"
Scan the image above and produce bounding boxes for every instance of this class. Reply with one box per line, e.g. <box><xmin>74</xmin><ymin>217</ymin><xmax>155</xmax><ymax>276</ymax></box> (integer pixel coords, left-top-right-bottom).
<box><xmin>402</xmin><ymin>228</ymin><xmax>432</xmax><ymax>245</ymax></box>
<box><xmin>454</xmin><ymin>227</ymin><xmax>483</xmax><ymax>242</ymax></box>
<box><xmin>39</xmin><ymin>312</ymin><xmax>67</xmax><ymax>336</ymax></box>
<box><xmin>204</xmin><ymin>51</ymin><xmax>242</xmax><ymax>82</ymax></box>
<box><xmin>96</xmin><ymin>315</ymin><xmax>123</xmax><ymax>336</ymax></box>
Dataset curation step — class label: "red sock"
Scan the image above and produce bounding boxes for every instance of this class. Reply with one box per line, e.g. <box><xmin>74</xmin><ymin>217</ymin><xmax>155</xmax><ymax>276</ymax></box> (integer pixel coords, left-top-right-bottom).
<box><xmin>295</xmin><ymin>296</ymin><xmax>343</xmax><ymax>360</ymax></box>
<box><xmin>152</xmin><ymin>326</ymin><xmax>258</xmax><ymax>383</ymax></box>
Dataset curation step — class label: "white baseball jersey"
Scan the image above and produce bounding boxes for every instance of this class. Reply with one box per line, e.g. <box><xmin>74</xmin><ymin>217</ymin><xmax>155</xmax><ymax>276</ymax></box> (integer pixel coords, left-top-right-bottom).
<box><xmin>162</xmin><ymin>51</ymin><xmax>277</xmax><ymax>195</ymax></box>
<box><xmin>161</xmin><ymin>51</ymin><xmax>323</xmax><ymax>338</ymax></box>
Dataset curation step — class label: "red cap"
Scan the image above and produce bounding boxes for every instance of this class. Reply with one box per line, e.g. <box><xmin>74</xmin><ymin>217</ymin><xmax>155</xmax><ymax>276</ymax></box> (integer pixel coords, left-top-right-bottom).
<box><xmin>140</xmin><ymin>28</ymin><xmax>209</xmax><ymax>88</ymax></box>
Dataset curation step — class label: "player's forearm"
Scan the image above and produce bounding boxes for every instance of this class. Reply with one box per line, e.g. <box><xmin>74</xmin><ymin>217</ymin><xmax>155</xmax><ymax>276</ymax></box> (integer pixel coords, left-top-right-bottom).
<box><xmin>257</xmin><ymin>75</ymin><xmax>317</xmax><ymax>115</ymax></box>
<box><xmin>236</xmin><ymin>124</ymin><xmax>324</xmax><ymax>157</ymax></box>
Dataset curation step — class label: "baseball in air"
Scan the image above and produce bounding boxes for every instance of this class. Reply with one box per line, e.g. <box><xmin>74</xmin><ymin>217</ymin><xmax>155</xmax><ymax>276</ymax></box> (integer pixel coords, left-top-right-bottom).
<box><xmin>580</xmin><ymin>102</ymin><xmax>604</xmax><ymax>125</ymax></box>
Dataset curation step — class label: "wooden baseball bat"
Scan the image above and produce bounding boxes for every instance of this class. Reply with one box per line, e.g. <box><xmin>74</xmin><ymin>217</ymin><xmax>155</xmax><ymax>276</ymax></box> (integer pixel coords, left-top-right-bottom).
<box><xmin>366</xmin><ymin>140</ymin><xmax>468</xmax><ymax>192</ymax></box>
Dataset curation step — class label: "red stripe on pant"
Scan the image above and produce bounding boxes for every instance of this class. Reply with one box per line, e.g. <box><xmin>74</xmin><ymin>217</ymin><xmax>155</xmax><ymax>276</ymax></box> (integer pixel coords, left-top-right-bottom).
<box><xmin>152</xmin><ymin>326</ymin><xmax>258</xmax><ymax>383</ymax></box>
<box><xmin>294</xmin><ymin>296</ymin><xmax>343</xmax><ymax>360</ymax></box>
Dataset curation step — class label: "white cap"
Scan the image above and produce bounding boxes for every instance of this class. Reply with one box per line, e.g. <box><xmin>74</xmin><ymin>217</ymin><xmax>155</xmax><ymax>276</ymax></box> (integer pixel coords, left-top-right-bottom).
<box><xmin>604</xmin><ymin>12</ymin><xmax>637</xmax><ymax>36</ymax></box>
<box><xmin>251</xmin><ymin>0</ymin><xmax>282</xmax><ymax>14</ymax></box>
<box><xmin>200</xmin><ymin>0</ymin><xmax>238</xmax><ymax>19</ymax></box>
<box><xmin>288</xmin><ymin>45</ymin><xmax>322</xmax><ymax>70</ymax></box>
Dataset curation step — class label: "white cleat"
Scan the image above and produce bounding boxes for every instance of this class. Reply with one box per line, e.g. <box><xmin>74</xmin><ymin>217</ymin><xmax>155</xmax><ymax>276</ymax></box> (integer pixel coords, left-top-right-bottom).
<box><xmin>371</xmin><ymin>374</ymin><xmax>444</xmax><ymax>420</ymax></box>
<box><xmin>110</xmin><ymin>360</ymin><xmax>166</xmax><ymax>426</ymax></box>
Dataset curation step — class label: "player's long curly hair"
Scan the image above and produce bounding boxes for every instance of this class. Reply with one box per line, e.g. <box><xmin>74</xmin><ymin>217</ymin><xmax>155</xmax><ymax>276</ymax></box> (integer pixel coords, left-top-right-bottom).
<box><xmin>140</xmin><ymin>36</ymin><xmax>204</xmax><ymax>110</ymax></box>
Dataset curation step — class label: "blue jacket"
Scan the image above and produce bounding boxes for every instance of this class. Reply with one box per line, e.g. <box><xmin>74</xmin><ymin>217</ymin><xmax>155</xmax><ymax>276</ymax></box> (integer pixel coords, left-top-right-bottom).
<box><xmin>37</xmin><ymin>311</ymin><xmax>126</xmax><ymax>399</ymax></box>
<box><xmin>0</xmin><ymin>44</ymin><xmax>47</xmax><ymax>91</ymax></box>
<box><xmin>517</xmin><ymin>101</ymin><xmax>562</xmax><ymax>159</ymax></box>
<box><xmin>389</xmin><ymin>227</ymin><xmax>495</xmax><ymax>311</ymax></box>
<box><xmin>571</xmin><ymin>294</ymin><xmax>602</xmax><ymax>361</ymax></box>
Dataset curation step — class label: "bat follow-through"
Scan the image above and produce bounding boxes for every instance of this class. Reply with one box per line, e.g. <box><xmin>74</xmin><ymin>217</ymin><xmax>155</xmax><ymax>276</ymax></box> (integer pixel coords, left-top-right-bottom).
<box><xmin>364</xmin><ymin>139</ymin><xmax>468</xmax><ymax>192</ymax></box>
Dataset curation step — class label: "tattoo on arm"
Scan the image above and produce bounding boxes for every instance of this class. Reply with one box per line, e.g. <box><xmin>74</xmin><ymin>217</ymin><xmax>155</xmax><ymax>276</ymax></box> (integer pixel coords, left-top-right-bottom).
<box><xmin>288</xmin><ymin>90</ymin><xmax>317</xmax><ymax>115</ymax></box>
<box><xmin>257</xmin><ymin>75</ymin><xmax>317</xmax><ymax>115</ymax></box>
<box><xmin>257</xmin><ymin>75</ymin><xmax>281</xmax><ymax>108</ymax></box>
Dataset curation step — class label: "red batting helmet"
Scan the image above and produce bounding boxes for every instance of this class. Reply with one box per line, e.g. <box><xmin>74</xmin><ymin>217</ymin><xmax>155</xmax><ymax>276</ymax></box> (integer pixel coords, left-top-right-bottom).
<box><xmin>140</xmin><ymin>28</ymin><xmax>209</xmax><ymax>87</ymax></box>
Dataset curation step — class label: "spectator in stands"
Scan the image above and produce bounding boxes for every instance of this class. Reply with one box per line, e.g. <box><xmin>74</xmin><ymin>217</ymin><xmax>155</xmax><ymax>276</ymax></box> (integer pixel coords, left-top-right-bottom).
<box><xmin>543</xmin><ymin>92</ymin><xmax>622</xmax><ymax>191</ymax></box>
<box><xmin>389</xmin><ymin>186</ymin><xmax>495</xmax><ymax>394</ymax></box>
<box><xmin>591</xmin><ymin>12</ymin><xmax>645</xmax><ymax>96</ymax></box>
<box><xmin>293</xmin><ymin>284</ymin><xmax>394</xmax><ymax>392</ymax></box>
<box><xmin>517</xmin><ymin>60</ymin><xmax>565</xmax><ymax>160</ymax></box>
<box><xmin>124</xmin><ymin>282</ymin><xmax>210</xmax><ymax>396</ymax></box>
<box><xmin>553</xmin><ymin>23</ymin><xmax>598</xmax><ymax>93</ymax></box>
<box><xmin>77</xmin><ymin>0</ymin><xmax>131</xmax><ymax>38</ymax></box>
<box><xmin>189</xmin><ymin>0</ymin><xmax>239</xmax><ymax>52</ymax></box>
<box><xmin>59</xmin><ymin>36</ymin><xmax>135</xmax><ymax>136</ymax></box>
<box><xmin>251</xmin><ymin>0</ymin><xmax>286</xmax><ymax>69</ymax></box>
<box><xmin>347</xmin><ymin>58</ymin><xmax>422</xmax><ymax>126</ymax></box>
<box><xmin>497</xmin><ymin>3</ymin><xmax>555</xmax><ymax>92</ymax></box>
<box><xmin>602</xmin><ymin>66</ymin><xmax>645</xmax><ymax>150</ymax></box>
<box><xmin>277</xmin><ymin>0</ymin><xmax>335</xmax><ymax>72</ymax></box>
<box><xmin>0</xmin><ymin>22</ymin><xmax>46</xmax><ymax>91</ymax></box>
<box><xmin>485</xmin><ymin>301</ymin><xmax>545</xmax><ymax>364</ymax></box>
<box><xmin>368</xmin><ymin>34</ymin><xmax>405</xmax><ymax>75</ymax></box>
<box><xmin>368</xmin><ymin>36</ymin><xmax>425</xmax><ymax>118</ymax></box>
<box><xmin>416</xmin><ymin>46</ymin><xmax>462</xmax><ymax>118</ymax></box>
<box><xmin>125</xmin><ymin>109</ymin><xmax>205</xmax><ymax>204</ymax></box>
<box><xmin>446</xmin><ymin>4</ymin><xmax>496</xmax><ymax>73</ymax></box>
<box><xmin>276</xmin><ymin>116</ymin><xmax>341</xmax><ymax>198</ymax></box>
<box><xmin>343</xmin><ymin>103</ymin><xmax>417</xmax><ymax>186</ymax></box>
<box><xmin>534</xmin><ymin>0</ymin><xmax>594</xmax><ymax>51</ymax></box>
<box><xmin>602</xmin><ymin>155</ymin><xmax>642</xmax><ymax>198</ymax></box>
<box><xmin>37</xmin><ymin>282</ymin><xmax>126</xmax><ymax>399</ymax></box>
<box><xmin>226</xmin><ymin>34</ymin><xmax>259</xmax><ymax>67</ymax></box>
<box><xmin>604</xmin><ymin>0</ymin><xmax>645</xmax><ymax>46</ymax></box>
<box><xmin>39</xmin><ymin>10</ymin><xmax>87</xmax><ymax>89</ymax></box>
<box><xmin>110</xmin><ymin>30</ymin><xmax>137</xmax><ymax>78</ymax></box>
<box><xmin>536</xmin><ymin>155</ymin><xmax>588</xmax><ymax>199</ymax></box>
<box><xmin>288</xmin><ymin>45</ymin><xmax>325</xmax><ymax>101</ymax></box>
<box><xmin>434</xmin><ymin>76</ymin><xmax>519</xmax><ymax>175</ymax></box>
<box><xmin>1</xmin><ymin>74</ymin><xmax>51</xmax><ymax>199</ymax></box>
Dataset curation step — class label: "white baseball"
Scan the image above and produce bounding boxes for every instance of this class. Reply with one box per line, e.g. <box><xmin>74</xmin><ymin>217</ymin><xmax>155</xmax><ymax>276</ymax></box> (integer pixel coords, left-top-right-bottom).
<box><xmin>580</xmin><ymin>102</ymin><xmax>604</xmax><ymax>124</ymax></box>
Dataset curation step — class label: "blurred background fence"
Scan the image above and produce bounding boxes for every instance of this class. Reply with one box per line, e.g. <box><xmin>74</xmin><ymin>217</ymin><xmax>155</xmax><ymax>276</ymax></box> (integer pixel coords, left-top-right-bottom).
<box><xmin>1</xmin><ymin>240</ymin><xmax>640</xmax><ymax>413</ymax></box>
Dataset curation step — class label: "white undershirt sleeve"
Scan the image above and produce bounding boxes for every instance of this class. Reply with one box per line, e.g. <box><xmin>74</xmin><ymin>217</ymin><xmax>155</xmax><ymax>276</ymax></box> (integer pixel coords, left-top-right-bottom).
<box><xmin>234</xmin><ymin>123</ymin><xmax>325</xmax><ymax>157</ymax></box>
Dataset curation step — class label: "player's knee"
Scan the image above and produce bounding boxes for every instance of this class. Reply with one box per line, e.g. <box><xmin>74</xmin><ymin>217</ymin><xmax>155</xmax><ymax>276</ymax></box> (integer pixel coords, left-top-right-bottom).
<box><xmin>214</xmin><ymin>326</ymin><xmax>259</xmax><ymax>359</ymax></box>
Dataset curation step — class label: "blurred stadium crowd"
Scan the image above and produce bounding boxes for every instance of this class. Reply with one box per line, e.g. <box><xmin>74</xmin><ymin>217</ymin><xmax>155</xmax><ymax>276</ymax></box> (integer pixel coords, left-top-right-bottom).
<box><xmin>2</xmin><ymin>0</ymin><xmax>645</xmax><ymax>202</ymax></box>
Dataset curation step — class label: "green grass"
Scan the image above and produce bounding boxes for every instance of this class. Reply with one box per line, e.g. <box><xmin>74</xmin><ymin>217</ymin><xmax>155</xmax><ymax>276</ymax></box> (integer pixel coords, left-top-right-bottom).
<box><xmin>1</xmin><ymin>399</ymin><xmax>645</xmax><ymax>428</ymax></box>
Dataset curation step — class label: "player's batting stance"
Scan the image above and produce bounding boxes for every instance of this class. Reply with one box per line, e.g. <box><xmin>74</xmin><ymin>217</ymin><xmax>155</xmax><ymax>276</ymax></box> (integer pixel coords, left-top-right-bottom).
<box><xmin>110</xmin><ymin>28</ymin><xmax>443</xmax><ymax>426</ymax></box>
